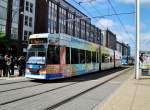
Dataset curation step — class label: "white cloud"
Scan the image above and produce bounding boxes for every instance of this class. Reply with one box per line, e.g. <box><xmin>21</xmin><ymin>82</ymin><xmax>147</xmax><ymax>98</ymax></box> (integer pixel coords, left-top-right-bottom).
<box><xmin>96</xmin><ymin>18</ymin><xmax>116</xmax><ymax>29</ymax></box>
<box><xmin>115</xmin><ymin>31</ymin><xmax>135</xmax><ymax>44</ymax></box>
<box><xmin>117</xmin><ymin>0</ymin><xmax>135</xmax><ymax>4</ymax></box>
<box><xmin>76</xmin><ymin>0</ymin><xmax>104</xmax><ymax>4</ymax></box>
<box><xmin>117</xmin><ymin>0</ymin><xmax>150</xmax><ymax>4</ymax></box>
<box><xmin>140</xmin><ymin>31</ymin><xmax>150</xmax><ymax>51</ymax></box>
<box><xmin>140</xmin><ymin>31</ymin><xmax>150</xmax><ymax>41</ymax></box>
<box><xmin>116</xmin><ymin>32</ymin><xmax>135</xmax><ymax>56</ymax></box>
<box><xmin>125</xmin><ymin>25</ymin><xmax>135</xmax><ymax>33</ymax></box>
<box><xmin>76</xmin><ymin>0</ymin><xmax>96</xmax><ymax>3</ymax></box>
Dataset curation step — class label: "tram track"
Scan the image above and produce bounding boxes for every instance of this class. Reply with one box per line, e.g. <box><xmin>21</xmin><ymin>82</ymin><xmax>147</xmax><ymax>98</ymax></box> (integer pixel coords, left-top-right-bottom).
<box><xmin>0</xmin><ymin>67</ymin><xmax>132</xmax><ymax>109</ymax></box>
<box><xmin>44</xmin><ymin>67</ymin><xmax>132</xmax><ymax>110</ymax></box>
<box><xmin>0</xmin><ymin>82</ymin><xmax>79</xmax><ymax>106</ymax></box>
<box><xmin>0</xmin><ymin>83</ymin><xmax>44</xmax><ymax>93</ymax></box>
<box><xmin>0</xmin><ymin>80</ymin><xmax>30</xmax><ymax>86</ymax></box>
<box><xmin>0</xmin><ymin>78</ymin><xmax>76</xmax><ymax>93</ymax></box>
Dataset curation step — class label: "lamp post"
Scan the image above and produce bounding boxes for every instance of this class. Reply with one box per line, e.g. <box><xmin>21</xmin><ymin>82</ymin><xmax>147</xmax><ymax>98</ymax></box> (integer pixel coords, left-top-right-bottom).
<box><xmin>135</xmin><ymin>0</ymin><xmax>140</xmax><ymax>79</ymax></box>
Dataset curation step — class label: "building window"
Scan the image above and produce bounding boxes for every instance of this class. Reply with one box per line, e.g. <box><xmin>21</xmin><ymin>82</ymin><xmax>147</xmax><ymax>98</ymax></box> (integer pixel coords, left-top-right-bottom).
<box><xmin>29</xmin><ymin>31</ymin><xmax>32</xmax><ymax>36</ymax></box>
<box><xmin>30</xmin><ymin>3</ymin><xmax>33</xmax><ymax>13</ymax></box>
<box><xmin>29</xmin><ymin>17</ymin><xmax>32</xmax><ymax>27</ymax></box>
<box><xmin>0</xmin><ymin>6</ymin><xmax>7</xmax><ymax>20</ymax></box>
<box><xmin>13</xmin><ymin>0</ymin><xmax>19</xmax><ymax>7</ymax></box>
<box><xmin>26</xmin><ymin>1</ymin><xmax>29</xmax><ymax>11</ymax></box>
<box><xmin>49</xmin><ymin>1</ymin><xmax>57</xmax><ymax>33</ymax></box>
<box><xmin>101</xmin><ymin>33</ymin><xmax>104</xmax><ymax>45</ymax></box>
<box><xmin>80</xmin><ymin>20</ymin><xmax>86</xmax><ymax>39</ymax></box>
<box><xmin>11</xmin><ymin>27</ymin><xmax>18</xmax><ymax>40</ymax></box>
<box><xmin>25</xmin><ymin>16</ymin><xmax>28</xmax><ymax>26</ymax></box>
<box><xmin>12</xmin><ymin>10</ymin><xmax>19</xmax><ymax>23</ymax></box>
<box><xmin>75</xmin><ymin>16</ymin><xmax>80</xmax><ymax>38</ymax></box>
<box><xmin>67</xmin><ymin>12</ymin><xmax>74</xmax><ymax>36</ymax></box>
<box><xmin>2</xmin><ymin>0</ymin><xmax>8</xmax><ymax>2</ymax></box>
<box><xmin>0</xmin><ymin>25</ymin><xmax>6</xmax><ymax>37</ymax></box>
<box><xmin>0</xmin><ymin>25</ymin><xmax>5</xmax><ymax>32</ymax></box>
<box><xmin>24</xmin><ymin>30</ymin><xmax>28</xmax><ymax>41</ymax></box>
<box><xmin>59</xmin><ymin>7</ymin><xmax>66</xmax><ymax>33</ymax></box>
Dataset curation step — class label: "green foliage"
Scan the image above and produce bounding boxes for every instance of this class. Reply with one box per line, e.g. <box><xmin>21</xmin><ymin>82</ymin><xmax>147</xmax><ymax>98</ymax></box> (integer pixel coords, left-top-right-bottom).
<box><xmin>0</xmin><ymin>33</ymin><xmax>9</xmax><ymax>45</ymax></box>
<box><xmin>0</xmin><ymin>32</ymin><xmax>5</xmax><ymax>38</ymax></box>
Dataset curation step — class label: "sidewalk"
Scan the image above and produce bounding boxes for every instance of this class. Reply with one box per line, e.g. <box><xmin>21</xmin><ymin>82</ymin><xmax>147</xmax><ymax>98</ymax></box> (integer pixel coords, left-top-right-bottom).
<box><xmin>98</xmin><ymin>73</ymin><xmax>150</xmax><ymax>110</ymax></box>
<box><xmin>0</xmin><ymin>69</ymin><xmax>25</xmax><ymax>80</ymax></box>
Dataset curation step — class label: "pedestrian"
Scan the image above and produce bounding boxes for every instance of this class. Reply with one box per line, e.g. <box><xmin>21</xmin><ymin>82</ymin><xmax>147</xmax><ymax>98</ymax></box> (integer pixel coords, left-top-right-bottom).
<box><xmin>17</xmin><ymin>56</ymin><xmax>26</xmax><ymax>76</ymax></box>
<box><xmin>0</xmin><ymin>54</ymin><xmax>5</xmax><ymax>77</ymax></box>
<box><xmin>10</xmin><ymin>56</ymin><xmax>15</xmax><ymax>76</ymax></box>
<box><xmin>139</xmin><ymin>53</ymin><xmax>145</xmax><ymax>63</ymax></box>
<box><xmin>4</xmin><ymin>54</ymin><xmax>12</xmax><ymax>77</ymax></box>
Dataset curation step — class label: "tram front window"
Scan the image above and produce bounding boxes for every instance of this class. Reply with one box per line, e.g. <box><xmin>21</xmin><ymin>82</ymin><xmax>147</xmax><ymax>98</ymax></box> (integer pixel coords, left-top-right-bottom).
<box><xmin>47</xmin><ymin>45</ymin><xmax>60</xmax><ymax>64</ymax></box>
<box><xmin>27</xmin><ymin>45</ymin><xmax>46</xmax><ymax>64</ymax></box>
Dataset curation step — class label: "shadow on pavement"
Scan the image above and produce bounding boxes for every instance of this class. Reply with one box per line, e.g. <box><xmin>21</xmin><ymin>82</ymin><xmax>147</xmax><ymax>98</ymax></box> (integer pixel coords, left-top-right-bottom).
<box><xmin>30</xmin><ymin>66</ymin><xmax>131</xmax><ymax>83</ymax></box>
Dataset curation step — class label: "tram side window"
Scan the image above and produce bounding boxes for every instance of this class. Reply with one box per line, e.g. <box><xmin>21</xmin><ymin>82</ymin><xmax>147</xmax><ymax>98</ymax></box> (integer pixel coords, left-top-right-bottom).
<box><xmin>92</xmin><ymin>51</ymin><xmax>96</xmax><ymax>63</ymax></box>
<box><xmin>38</xmin><ymin>52</ymin><xmax>45</xmax><ymax>56</ymax></box>
<box><xmin>79</xmin><ymin>49</ymin><xmax>85</xmax><ymax>64</ymax></box>
<box><xmin>86</xmin><ymin>51</ymin><xmax>91</xmax><ymax>63</ymax></box>
<box><xmin>97</xmin><ymin>51</ymin><xmax>100</xmax><ymax>63</ymax></box>
<box><xmin>102</xmin><ymin>54</ymin><xmax>105</xmax><ymax>63</ymax></box>
<box><xmin>47</xmin><ymin>45</ymin><xmax>60</xmax><ymax>64</ymax></box>
<box><xmin>110</xmin><ymin>56</ymin><xmax>112</xmax><ymax>62</ymax></box>
<box><xmin>102</xmin><ymin>54</ymin><xmax>109</xmax><ymax>63</ymax></box>
<box><xmin>71</xmin><ymin>48</ymin><xmax>79</xmax><ymax>64</ymax></box>
<box><xmin>66</xmin><ymin>47</ymin><xmax>70</xmax><ymax>64</ymax></box>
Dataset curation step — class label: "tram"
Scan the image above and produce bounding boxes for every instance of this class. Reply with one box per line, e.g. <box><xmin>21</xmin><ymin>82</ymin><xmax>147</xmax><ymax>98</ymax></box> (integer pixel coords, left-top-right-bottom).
<box><xmin>25</xmin><ymin>33</ymin><xmax>122</xmax><ymax>80</ymax></box>
<box><xmin>121</xmin><ymin>56</ymin><xmax>128</xmax><ymax>65</ymax></box>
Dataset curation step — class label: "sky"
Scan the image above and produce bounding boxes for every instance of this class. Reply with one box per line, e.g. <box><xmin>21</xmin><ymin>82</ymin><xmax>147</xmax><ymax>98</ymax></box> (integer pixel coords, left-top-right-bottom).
<box><xmin>140</xmin><ymin>1</ymin><xmax>150</xmax><ymax>51</ymax></box>
<box><xmin>66</xmin><ymin>0</ymin><xmax>150</xmax><ymax>56</ymax></box>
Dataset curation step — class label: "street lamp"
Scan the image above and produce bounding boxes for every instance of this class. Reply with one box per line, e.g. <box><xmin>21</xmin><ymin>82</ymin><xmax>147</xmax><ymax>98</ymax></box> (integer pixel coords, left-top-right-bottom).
<box><xmin>135</xmin><ymin>0</ymin><xmax>140</xmax><ymax>79</ymax></box>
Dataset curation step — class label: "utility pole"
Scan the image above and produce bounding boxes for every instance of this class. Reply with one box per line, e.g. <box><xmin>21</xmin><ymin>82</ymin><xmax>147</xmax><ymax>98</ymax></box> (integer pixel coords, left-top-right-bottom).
<box><xmin>135</xmin><ymin>0</ymin><xmax>140</xmax><ymax>79</ymax></box>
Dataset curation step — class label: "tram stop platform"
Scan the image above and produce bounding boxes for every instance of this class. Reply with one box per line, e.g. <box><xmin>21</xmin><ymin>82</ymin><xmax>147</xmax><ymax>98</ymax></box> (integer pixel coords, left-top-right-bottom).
<box><xmin>95</xmin><ymin>71</ymin><xmax>150</xmax><ymax>110</ymax></box>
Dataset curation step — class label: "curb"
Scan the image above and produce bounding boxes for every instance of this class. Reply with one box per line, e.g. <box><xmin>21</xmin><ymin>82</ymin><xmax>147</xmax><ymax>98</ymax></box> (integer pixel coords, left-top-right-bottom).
<box><xmin>0</xmin><ymin>76</ymin><xmax>25</xmax><ymax>80</ymax></box>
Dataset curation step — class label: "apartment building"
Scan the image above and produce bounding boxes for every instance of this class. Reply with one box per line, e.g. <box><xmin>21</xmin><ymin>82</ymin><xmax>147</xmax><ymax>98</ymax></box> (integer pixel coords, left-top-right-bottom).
<box><xmin>0</xmin><ymin>0</ymin><xmax>36</xmax><ymax>56</ymax></box>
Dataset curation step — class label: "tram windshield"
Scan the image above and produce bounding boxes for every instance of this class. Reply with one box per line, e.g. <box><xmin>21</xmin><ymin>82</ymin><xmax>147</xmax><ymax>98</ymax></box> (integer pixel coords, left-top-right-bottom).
<box><xmin>27</xmin><ymin>44</ymin><xmax>46</xmax><ymax>64</ymax></box>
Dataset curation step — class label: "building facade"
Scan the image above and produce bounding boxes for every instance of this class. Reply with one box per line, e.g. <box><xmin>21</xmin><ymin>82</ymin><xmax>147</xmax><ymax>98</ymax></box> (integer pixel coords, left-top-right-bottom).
<box><xmin>0</xmin><ymin>0</ymin><xmax>7</xmax><ymax>37</ymax></box>
<box><xmin>106</xmin><ymin>30</ymin><xmax>116</xmax><ymax>50</ymax></box>
<box><xmin>23</xmin><ymin>0</ymin><xmax>36</xmax><ymax>41</ymax></box>
<box><xmin>116</xmin><ymin>41</ymin><xmax>122</xmax><ymax>53</ymax></box>
<box><xmin>1</xmin><ymin>0</ymin><xmax>129</xmax><ymax>56</ymax></box>
<box><xmin>0</xmin><ymin>0</ymin><xmax>36</xmax><ymax>56</ymax></box>
<box><xmin>0</xmin><ymin>0</ymin><xmax>8</xmax><ymax>54</ymax></box>
<box><xmin>122</xmin><ymin>43</ymin><xmax>130</xmax><ymax>56</ymax></box>
<box><xmin>102</xmin><ymin>29</ymin><xmax>117</xmax><ymax>50</ymax></box>
<box><xmin>116</xmin><ymin>41</ymin><xmax>131</xmax><ymax>57</ymax></box>
<box><xmin>34</xmin><ymin>0</ymin><xmax>101</xmax><ymax>44</ymax></box>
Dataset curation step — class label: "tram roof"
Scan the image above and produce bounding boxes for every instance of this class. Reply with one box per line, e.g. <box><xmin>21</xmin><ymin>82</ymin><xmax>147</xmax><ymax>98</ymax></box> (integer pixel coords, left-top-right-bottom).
<box><xmin>29</xmin><ymin>33</ymin><xmax>100</xmax><ymax>51</ymax></box>
<box><xmin>29</xmin><ymin>33</ymin><xmax>49</xmax><ymax>39</ymax></box>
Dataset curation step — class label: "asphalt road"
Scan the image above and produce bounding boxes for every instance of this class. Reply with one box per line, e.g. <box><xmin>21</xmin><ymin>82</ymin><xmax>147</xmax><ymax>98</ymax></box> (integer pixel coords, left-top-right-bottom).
<box><xmin>0</xmin><ymin>66</ymin><xmax>133</xmax><ymax>110</ymax></box>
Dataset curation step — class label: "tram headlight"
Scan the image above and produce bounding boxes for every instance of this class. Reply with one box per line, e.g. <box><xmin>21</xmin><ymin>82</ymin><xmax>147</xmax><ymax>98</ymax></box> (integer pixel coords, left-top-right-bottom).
<box><xmin>39</xmin><ymin>70</ymin><xmax>46</xmax><ymax>74</ymax></box>
<box><xmin>26</xmin><ymin>68</ymin><xmax>30</xmax><ymax>73</ymax></box>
